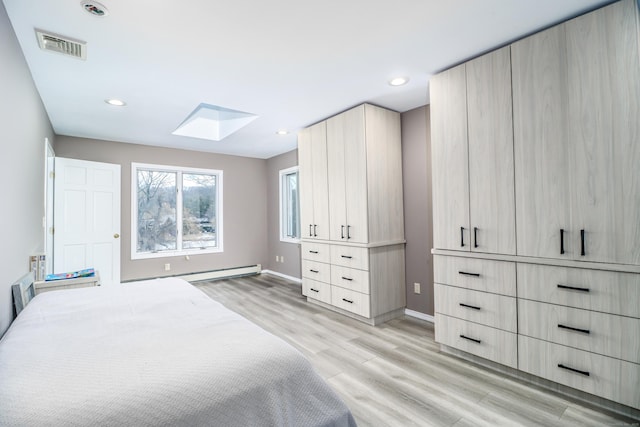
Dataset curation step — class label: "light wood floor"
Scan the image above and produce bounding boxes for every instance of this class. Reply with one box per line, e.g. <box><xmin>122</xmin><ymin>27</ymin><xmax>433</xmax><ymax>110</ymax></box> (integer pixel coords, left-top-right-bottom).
<box><xmin>194</xmin><ymin>274</ymin><xmax>639</xmax><ymax>427</ymax></box>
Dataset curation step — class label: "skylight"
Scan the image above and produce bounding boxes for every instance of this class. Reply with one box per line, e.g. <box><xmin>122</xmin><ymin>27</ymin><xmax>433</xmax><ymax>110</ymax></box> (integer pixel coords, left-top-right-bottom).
<box><xmin>172</xmin><ymin>104</ymin><xmax>258</xmax><ymax>141</ymax></box>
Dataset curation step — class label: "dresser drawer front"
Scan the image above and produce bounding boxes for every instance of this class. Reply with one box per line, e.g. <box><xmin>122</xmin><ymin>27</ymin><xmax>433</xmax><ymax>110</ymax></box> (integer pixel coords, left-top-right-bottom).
<box><xmin>518</xmin><ymin>299</ymin><xmax>640</xmax><ymax>364</ymax></box>
<box><xmin>518</xmin><ymin>336</ymin><xmax>640</xmax><ymax>410</ymax></box>
<box><xmin>331</xmin><ymin>287</ymin><xmax>370</xmax><ymax>318</ymax></box>
<box><xmin>331</xmin><ymin>265</ymin><xmax>370</xmax><ymax>294</ymax></box>
<box><xmin>301</xmin><ymin>260</ymin><xmax>330</xmax><ymax>283</ymax></box>
<box><xmin>434</xmin><ymin>284</ymin><xmax>517</xmax><ymax>332</ymax></box>
<box><xmin>435</xmin><ymin>313</ymin><xmax>517</xmax><ymax>368</ymax></box>
<box><xmin>330</xmin><ymin>245</ymin><xmax>370</xmax><ymax>270</ymax></box>
<box><xmin>434</xmin><ymin>256</ymin><xmax>516</xmax><ymax>296</ymax></box>
<box><xmin>302</xmin><ymin>279</ymin><xmax>331</xmax><ymax>305</ymax></box>
<box><xmin>301</xmin><ymin>242</ymin><xmax>331</xmax><ymax>263</ymax></box>
<box><xmin>517</xmin><ymin>263</ymin><xmax>640</xmax><ymax>318</ymax></box>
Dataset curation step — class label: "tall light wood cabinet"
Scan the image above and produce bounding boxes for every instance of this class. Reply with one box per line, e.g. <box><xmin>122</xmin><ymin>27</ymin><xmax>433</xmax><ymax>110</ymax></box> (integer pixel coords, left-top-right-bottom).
<box><xmin>513</xmin><ymin>0</ymin><xmax>640</xmax><ymax>265</ymax></box>
<box><xmin>432</xmin><ymin>0</ymin><xmax>640</xmax><ymax>415</ymax></box>
<box><xmin>299</xmin><ymin>103</ymin><xmax>406</xmax><ymax>325</ymax></box>
<box><xmin>298</xmin><ymin>122</ymin><xmax>330</xmax><ymax>241</ymax></box>
<box><xmin>431</xmin><ymin>46</ymin><xmax>515</xmax><ymax>255</ymax></box>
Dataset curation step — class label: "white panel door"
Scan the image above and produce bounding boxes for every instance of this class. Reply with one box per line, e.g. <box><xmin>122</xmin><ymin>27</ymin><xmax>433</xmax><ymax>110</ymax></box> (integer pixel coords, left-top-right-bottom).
<box><xmin>54</xmin><ymin>157</ymin><xmax>121</xmax><ymax>285</ymax></box>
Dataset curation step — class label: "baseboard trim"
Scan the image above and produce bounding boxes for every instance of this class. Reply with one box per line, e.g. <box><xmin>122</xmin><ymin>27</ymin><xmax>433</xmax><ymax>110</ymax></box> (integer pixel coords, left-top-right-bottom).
<box><xmin>261</xmin><ymin>270</ymin><xmax>302</xmax><ymax>283</ymax></box>
<box><xmin>405</xmin><ymin>309</ymin><xmax>435</xmax><ymax>323</ymax></box>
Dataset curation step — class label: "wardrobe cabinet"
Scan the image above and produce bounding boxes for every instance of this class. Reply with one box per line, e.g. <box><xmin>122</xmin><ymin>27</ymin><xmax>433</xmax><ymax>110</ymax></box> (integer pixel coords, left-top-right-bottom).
<box><xmin>431</xmin><ymin>46</ymin><xmax>515</xmax><ymax>255</ymax></box>
<box><xmin>298</xmin><ymin>122</ymin><xmax>330</xmax><ymax>241</ymax></box>
<box><xmin>512</xmin><ymin>0</ymin><xmax>640</xmax><ymax>265</ymax></box>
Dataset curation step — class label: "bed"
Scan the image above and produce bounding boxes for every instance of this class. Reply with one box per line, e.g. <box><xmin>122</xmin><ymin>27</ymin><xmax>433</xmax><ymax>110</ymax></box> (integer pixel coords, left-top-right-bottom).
<box><xmin>0</xmin><ymin>276</ymin><xmax>357</xmax><ymax>426</ymax></box>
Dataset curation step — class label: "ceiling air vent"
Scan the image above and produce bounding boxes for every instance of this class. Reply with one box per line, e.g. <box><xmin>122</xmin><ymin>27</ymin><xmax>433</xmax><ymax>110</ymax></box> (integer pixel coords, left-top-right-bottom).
<box><xmin>35</xmin><ymin>30</ymin><xmax>87</xmax><ymax>60</ymax></box>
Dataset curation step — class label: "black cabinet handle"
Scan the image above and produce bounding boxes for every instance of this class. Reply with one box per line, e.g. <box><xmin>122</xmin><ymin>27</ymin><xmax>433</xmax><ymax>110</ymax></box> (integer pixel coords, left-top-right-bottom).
<box><xmin>461</xmin><ymin>227</ymin><xmax>465</xmax><ymax>247</ymax></box>
<box><xmin>558</xmin><ymin>324</ymin><xmax>590</xmax><ymax>335</ymax></box>
<box><xmin>341</xmin><ymin>276</ymin><xmax>353</xmax><ymax>281</ymax></box>
<box><xmin>459</xmin><ymin>303</ymin><xmax>481</xmax><ymax>311</ymax></box>
<box><xmin>341</xmin><ymin>255</ymin><xmax>352</xmax><ymax>259</ymax></box>
<box><xmin>342</xmin><ymin>298</ymin><xmax>354</xmax><ymax>304</ymax></box>
<box><xmin>474</xmin><ymin>227</ymin><xmax>478</xmax><ymax>248</ymax></box>
<box><xmin>558</xmin><ymin>364</ymin><xmax>589</xmax><ymax>377</ymax></box>
<box><xmin>458</xmin><ymin>271</ymin><xmax>480</xmax><ymax>277</ymax></box>
<box><xmin>460</xmin><ymin>334</ymin><xmax>481</xmax><ymax>344</ymax></box>
<box><xmin>310</xmin><ymin>288</ymin><xmax>319</xmax><ymax>293</ymax></box>
<box><xmin>309</xmin><ymin>250</ymin><xmax>319</xmax><ymax>254</ymax></box>
<box><xmin>309</xmin><ymin>269</ymin><xmax>319</xmax><ymax>273</ymax></box>
<box><xmin>580</xmin><ymin>229</ymin><xmax>586</xmax><ymax>256</ymax></box>
<box><xmin>557</xmin><ymin>284</ymin><xmax>590</xmax><ymax>293</ymax></box>
<box><xmin>314</xmin><ymin>224</ymin><xmax>318</xmax><ymax>237</ymax></box>
<box><xmin>341</xmin><ymin>225</ymin><xmax>345</xmax><ymax>239</ymax></box>
<box><xmin>560</xmin><ymin>229</ymin><xmax>565</xmax><ymax>255</ymax></box>
<box><xmin>309</xmin><ymin>225</ymin><xmax>313</xmax><ymax>237</ymax></box>
<box><xmin>347</xmin><ymin>225</ymin><xmax>351</xmax><ymax>239</ymax></box>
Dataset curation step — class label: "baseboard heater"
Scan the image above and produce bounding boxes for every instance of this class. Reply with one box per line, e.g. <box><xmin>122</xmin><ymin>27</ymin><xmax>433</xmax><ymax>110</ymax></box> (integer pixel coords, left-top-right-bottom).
<box><xmin>123</xmin><ymin>264</ymin><xmax>262</xmax><ymax>284</ymax></box>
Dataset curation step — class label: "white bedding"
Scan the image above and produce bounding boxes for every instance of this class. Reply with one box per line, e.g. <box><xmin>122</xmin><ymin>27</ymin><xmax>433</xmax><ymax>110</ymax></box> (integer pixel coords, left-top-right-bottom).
<box><xmin>0</xmin><ymin>278</ymin><xmax>357</xmax><ymax>426</ymax></box>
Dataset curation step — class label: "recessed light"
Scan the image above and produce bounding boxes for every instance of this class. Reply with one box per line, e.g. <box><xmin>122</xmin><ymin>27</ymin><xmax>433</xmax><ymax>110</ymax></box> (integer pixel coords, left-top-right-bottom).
<box><xmin>105</xmin><ymin>99</ymin><xmax>126</xmax><ymax>106</ymax></box>
<box><xmin>389</xmin><ymin>77</ymin><xmax>409</xmax><ymax>86</ymax></box>
<box><xmin>276</xmin><ymin>130</ymin><xmax>289</xmax><ymax>135</ymax></box>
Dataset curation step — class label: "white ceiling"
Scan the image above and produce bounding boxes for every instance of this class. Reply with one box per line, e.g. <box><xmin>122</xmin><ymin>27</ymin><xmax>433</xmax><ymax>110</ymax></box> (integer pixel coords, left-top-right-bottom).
<box><xmin>3</xmin><ymin>0</ymin><xmax>614</xmax><ymax>159</ymax></box>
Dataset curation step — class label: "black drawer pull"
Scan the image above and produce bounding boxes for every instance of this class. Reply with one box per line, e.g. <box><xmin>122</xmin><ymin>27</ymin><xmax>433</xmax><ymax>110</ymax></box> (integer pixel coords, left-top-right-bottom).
<box><xmin>310</xmin><ymin>288</ymin><xmax>319</xmax><ymax>293</ymax></box>
<box><xmin>474</xmin><ymin>227</ymin><xmax>479</xmax><ymax>248</ymax></box>
<box><xmin>341</xmin><ymin>255</ymin><xmax>352</xmax><ymax>259</ymax></box>
<box><xmin>313</xmin><ymin>224</ymin><xmax>318</xmax><ymax>237</ymax></box>
<box><xmin>341</xmin><ymin>277</ymin><xmax>353</xmax><ymax>281</ymax></box>
<box><xmin>560</xmin><ymin>229</ymin><xmax>565</xmax><ymax>255</ymax></box>
<box><xmin>557</xmin><ymin>284</ymin><xmax>590</xmax><ymax>293</ymax></box>
<box><xmin>309</xmin><ymin>250</ymin><xmax>319</xmax><ymax>254</ymax></box>
<box><xmin>347</xmin><ymin>225</ymin><xmax>352</xmax><ymax>239</ymax></box>
<box><xmin>309</xmin><ymin>269</ymin><xmax>319</xmax><ymax>273</ymax></box>
<box><xmin>460</xmin><ymin>226</ymin><xmax>465</xmax><ymax>247</ymax></box>
<box><xmin>341</xmin><ymin>225</ymin><xmax>345</xmax><ymax>239</ymax></box>
<box><xmin>459</xmin><ymin>303</ymin><xmax>481</xmax><ymax>311</ymax></box>
<box><xmin>558</xmin><ymin>324</ymin><xmax>590</xmax><ymax>334</ymax></box>
<box><xmin>459</xmin><ymin>271</ymin><xmax>480</xmax><ymax>277</ymax></box>
<box><xmin>309</xmin><ymin>225</ymin><xmax>313</xmax><ymax>237</ymax></box>
<box><xmin>342</xmin><ymin>298</ymin><xmax>354</xmax><ymax>304</ymax></box>
<box><xmin>580</xmin><ymin>229</ymin><xmax>586</xmax><ymax>256</ymax></box>
<box><xmin>558</xmin><ymin>363</ymin><xmax>590</xmax><ymax>377</ymax></box>
<box><xmin>460</xmin><ymin>334</ymin><xmax>481</xmax><ymax>344</ymax></box>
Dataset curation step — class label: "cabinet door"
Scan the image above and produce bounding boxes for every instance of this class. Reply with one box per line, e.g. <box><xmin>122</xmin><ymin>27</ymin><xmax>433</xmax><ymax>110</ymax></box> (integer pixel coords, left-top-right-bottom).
<box><xmin>342</xmin><ymin>106</ymin><xmax>368</xmax><ymax>244</ymax></box>
<box><xmin>430</xmin><ymin>63</ymin><xmax>470</xmax><ymax>251</ymax></box>
<box><xmin>512</xmin><ymin>24</ymin><xmax>572</xmax><ymax>259</ymax></box>
<box><xmin>566</xmin><ymin>0</ymin><xmax>640</xmax><ymax>265</ymax></box>
<box><xmin>310</xmin><ymin>122</ymin><xmax>330</xmax><ymax>240</ymax></box>
<box><xmin>297</xmin><ymin>127</ymin><xmax>315</xmax><ymax>239</ymax></box>
<box><xmin>466</xmin><ymin>47</ymin><xmax>516</xmax><ymax>255</ymax></box>
<box><xmin>326</xmin><ymin>113</ymin><xmax>348</xmax><ymax>242</ymax></box>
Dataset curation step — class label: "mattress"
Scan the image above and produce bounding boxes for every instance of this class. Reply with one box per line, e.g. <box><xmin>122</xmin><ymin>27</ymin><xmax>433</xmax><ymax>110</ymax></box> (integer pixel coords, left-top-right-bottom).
<box><xmin>0</xmin><ymin>278</ymin><xmax>357</xmax><ymax>426</ymax></box>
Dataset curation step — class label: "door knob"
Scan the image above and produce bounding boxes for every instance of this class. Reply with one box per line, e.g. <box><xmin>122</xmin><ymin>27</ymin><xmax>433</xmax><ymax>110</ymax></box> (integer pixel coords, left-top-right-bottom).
<box><xmin>114</xmin><ymin>233</ymin><xmax>120</xmax><ymax>239</ymax></box>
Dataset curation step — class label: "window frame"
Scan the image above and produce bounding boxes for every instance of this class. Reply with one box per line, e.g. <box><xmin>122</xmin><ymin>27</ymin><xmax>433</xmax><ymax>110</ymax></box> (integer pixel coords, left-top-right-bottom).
<box><xmin>131</xmin><ymin>162</ymin><xmax>223</xmax><ymax>259</ymax></box>
<box><xmin>279</xmin><ymin>166</ymin><xmax>300</xmax><ymax>244</ymax></box>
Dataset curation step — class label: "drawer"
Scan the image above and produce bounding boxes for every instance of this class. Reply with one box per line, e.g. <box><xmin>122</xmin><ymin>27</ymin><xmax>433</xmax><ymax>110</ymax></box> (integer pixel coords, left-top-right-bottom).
<box><xmin>301</xmin><ymin>260</ymin><xmax>330</xmax><ymax>284</ymax></box>
<box><xmin>434</xmin><ymin>284</ymin><xmax>516</xmax><ymax>332</ymax></box>
<box><xmin>301</xmin><ymin>242</ymin><xmax>331</xmax><ymax>263</ymax></box>
<box><xmin>331</xmin><ymin>286</ymin><xmax>370</xmax><ymax>318</ymax></box>
<box><xmin>435</xmin><ymin>313</ymin><xmax>517</xmax><ymax>369</ymax></box>
<box><xmin>518</xmin><ymin>336</ymin><xmax>640</xmax><ymax>410</ymax></box>
<box><xmin>517</xmin><ymin>263</ymin><xmax>640</xmax><ymax>318</ymax></box>
<box><xmin>434</xmin><ymin>255</ymin><xmax>516</xmax><ymax>296</ymax></box>
<box><xmin>302</xmin><ymin>279</ymin><xmax>331</xmax><ymax>305</ymax></box>
<box><xmin>518</xmin><ymin>299</ymin><xmax>640</xmax><ymax>364</ymax></box>
<box><xmin>331</xmin><ymin>265</ymin><xmax>370</xmax><ymax>294</ymax></box>
<box><xmin>330</xmin><ymin>245</ymin><xmax>369</xmax><ymax>270</ymax></box>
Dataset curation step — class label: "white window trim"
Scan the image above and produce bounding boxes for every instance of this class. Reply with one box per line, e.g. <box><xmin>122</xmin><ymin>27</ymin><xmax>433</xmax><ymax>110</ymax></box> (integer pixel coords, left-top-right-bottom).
<box><xmin>279</xmin><ymin>166</ymin><xmax>300</xmax><ymax>244</ymax></box>
<box><xmin>131</xmin><ymin>162</ymin><xmax>223</xmax><ymax>259</ymax></box>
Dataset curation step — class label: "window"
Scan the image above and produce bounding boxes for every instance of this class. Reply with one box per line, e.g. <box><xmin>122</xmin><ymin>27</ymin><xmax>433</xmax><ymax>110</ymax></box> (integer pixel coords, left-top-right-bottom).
<box><xmin>132</xmin><ymin>163</ymin><xmax>223</xmax><ymax>259</ymax></box>
<box><xmin>279</xmin><ymin>166</ymin><xmax>300</xmax><ymax>243</ymax></box>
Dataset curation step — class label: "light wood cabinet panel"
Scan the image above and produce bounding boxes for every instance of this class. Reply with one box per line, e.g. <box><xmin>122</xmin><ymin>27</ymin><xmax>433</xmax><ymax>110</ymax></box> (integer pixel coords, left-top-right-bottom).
<box><xmin>433</xmin><ymin>255</ymin><xmax>516</xmax><ymax>296</ymax></box>
<box><xmin>518</xmin><ymin>299</ymin><xmax>640</xmax><ymax>364</ymax></box>
<box><xmin>331</xmin><ymin>265</ymin><xmax>370</xmax><ymax>294</ymax></box>
<box><xmin>565</xmin><ymin>0</ymin><xmax>640</xmax><ymax>265</ymax></box>
<box><xmin>298</xmin><ymin>122</ymin><xmax>330</xmax><ymax>240</ymax></box>
<box><xmin>435</xmin><ymin>313</ymin><xmax>517</xmax><ymax>369</ymax></box>
<box><xmin>466</xmin><ymin>46</ymin><xmax>516</xmax><ymax>255</ymax></box>
<box><xmin>301</xmin><ymin>242</ymin><xmax>331</xmax><ymax>264</ymax></box>
<box><xmin>302</xmin><ymin>279</ymin><xmax>331</xmax><ymax>305</ymax></box>
<box><xmin>330</xmin><ymin>245</ymin><xmax>369</xmax><ymax>270</ymax></box>
<box><xmin>518</xmin><ymin>335</ymin><xmax>640</xmax><ymax>410</ymax></box>
<box><xmin>434</xmin><ymin>284</ymin><xmax>516</xmax><ymax>333</ymax></box>
<box><xmin>517</xmin><ymin>263</ymin><xmax>640</xmax><ymax>318</ymax></box>
<box><xmin>430</xmin><ymin>63</ymin><xmax>470</xmax><ymax>251</ymax></box>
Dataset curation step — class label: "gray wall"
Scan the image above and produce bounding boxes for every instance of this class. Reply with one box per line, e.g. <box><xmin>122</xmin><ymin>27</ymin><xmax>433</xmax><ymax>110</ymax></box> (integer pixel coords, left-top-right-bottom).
<box><xmin>55</xmin><ymin>136</ymin><xmax>268</xmax><ymax>282</ymax></box>
<box><xmin>265</xmin><ymin>149</ymin><xmax>302</xmax><ymax>279</ymax></box>
<box><xmin>401</xmin><ymin>105</ymin><xmax>434</xmax><ymax>316</ymax></box>
<box><xmin>0</xmin><ymin>3</ymin><xmax>56</xmax><ymax>336</ymax></box>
